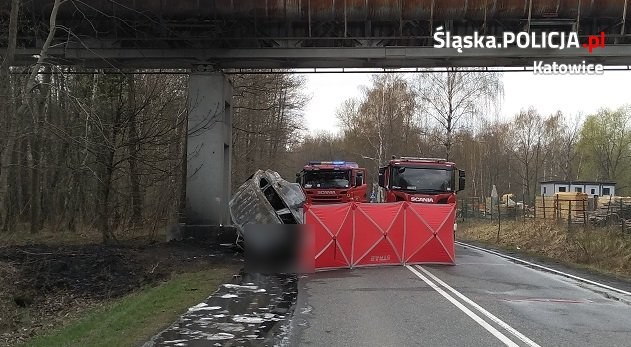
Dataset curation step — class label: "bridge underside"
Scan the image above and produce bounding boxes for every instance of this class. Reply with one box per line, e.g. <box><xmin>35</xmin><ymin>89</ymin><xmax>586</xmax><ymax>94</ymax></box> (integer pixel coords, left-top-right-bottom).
<box><xmin>7</xmin><ymin>46</ymin><xmax>631</xmax><ymax>69</ymax></box>
<box><xmin>3</xmin><ymin>0</ymin><xmax>631</xmax><ymax>69</ymax></box>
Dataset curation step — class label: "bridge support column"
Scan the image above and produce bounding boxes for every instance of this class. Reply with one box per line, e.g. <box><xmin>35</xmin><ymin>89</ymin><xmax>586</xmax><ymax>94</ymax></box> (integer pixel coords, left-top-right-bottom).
<box><xmin>185</xmin><ymin>70</ymin><xmax>233</xmax><ymax>227</ymax></box>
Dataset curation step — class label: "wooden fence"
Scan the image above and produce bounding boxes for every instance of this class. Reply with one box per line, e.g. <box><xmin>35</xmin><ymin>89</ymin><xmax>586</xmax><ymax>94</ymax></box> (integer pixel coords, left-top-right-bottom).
<box><xmin>458</xmin><ymin>195</ymin><xmax>526</xmax><ymax>221</ymax></box>
<box><xmin>459</xmin><ymin>193</ymin><xmax>631</xmax><ymax>231</ymax></box>
<box><xmin>534</xmin><ymin>193</ymin><xmax>588</xmax><ymax>224</ymax></box>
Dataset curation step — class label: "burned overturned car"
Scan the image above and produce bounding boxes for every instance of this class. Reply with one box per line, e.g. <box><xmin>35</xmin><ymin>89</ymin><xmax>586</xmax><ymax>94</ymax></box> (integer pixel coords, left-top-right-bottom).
<box><xmin>229</xmin><ymin>170</ymin><xmax>306</xmax><ymax>246</ymax></box>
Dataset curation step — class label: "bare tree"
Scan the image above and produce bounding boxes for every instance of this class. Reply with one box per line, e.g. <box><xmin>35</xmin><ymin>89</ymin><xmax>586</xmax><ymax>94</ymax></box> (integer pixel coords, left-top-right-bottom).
<box><xmin>414</xmin><ymin>69</ymin><xmax>503</xmax><ymax>160</ymax></box>
<box><xmin>231</xmin><ymin>73</ymin><xmax>308</xmax><ymax>186</ymax></box>
<box><xmin>1</xmin><ymin>0</ymin><xmax>65</xmax><ymax>233</ymax></box>
<box><xmin>336</xmin><ymin>74</ymin><xmax>419</xmax><ymax>198</ymax></box>
<box><xmin>560</xmin><ymin>115</ymin><xmax>583</xmax><ymax>181</ymax></box>
<box><xmin>512</xmin><ymin>108</ymin><xmax>545</xmax><ymax>203</ymax></box>
<box><xmin>0</xmin><ymin>0</ymin><xmax>20</xmax><ymax>230</ymax></box>
<box><xmin>537</xmin><ymin>111</ymin><xmax>582</xmax><ymax>182</ymax></box>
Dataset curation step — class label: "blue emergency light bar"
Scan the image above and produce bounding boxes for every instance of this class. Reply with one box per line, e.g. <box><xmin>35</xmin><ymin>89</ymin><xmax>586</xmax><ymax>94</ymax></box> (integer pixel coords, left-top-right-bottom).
<box><xmin>307</xmin><ymin>161</ymin><xmax>359</xmax><ymax>168</ymax></box>
<box><xmin>309</xmin><ymin>161</ymin><xmax>344</xmax><ymax>165</ymax></box>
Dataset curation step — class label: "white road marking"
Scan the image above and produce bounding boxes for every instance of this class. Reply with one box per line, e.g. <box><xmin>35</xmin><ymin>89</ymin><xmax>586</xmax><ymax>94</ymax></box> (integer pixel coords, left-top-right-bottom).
<box><xmin>456</xmin><ymin>241</ymin><xmax>631</xmax><ymax>298</ymax></box>
<box><xmin>416</xmin><ymin>265</ymin><xmax>542</xmax><ymax>347</ymax></box>
<box><xmin>405</xmin><ymin>265</ymin><xmax>520</xmax><ymax>347</ymax></box>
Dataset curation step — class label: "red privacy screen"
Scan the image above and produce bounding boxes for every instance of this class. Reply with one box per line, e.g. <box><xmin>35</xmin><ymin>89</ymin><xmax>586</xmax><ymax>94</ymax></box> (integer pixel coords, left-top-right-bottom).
<box><xmin>304</xmin><ymin>202</ymin><xmax>456</xmax><ymax>271</ymax></box>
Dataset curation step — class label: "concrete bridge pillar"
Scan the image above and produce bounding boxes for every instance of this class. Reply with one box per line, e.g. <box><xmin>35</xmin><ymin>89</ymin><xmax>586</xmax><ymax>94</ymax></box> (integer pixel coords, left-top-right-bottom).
<box><xmin>185</xmin><ymin>69</ymin><xmax>233</xmax><ymax>227</ymax></box>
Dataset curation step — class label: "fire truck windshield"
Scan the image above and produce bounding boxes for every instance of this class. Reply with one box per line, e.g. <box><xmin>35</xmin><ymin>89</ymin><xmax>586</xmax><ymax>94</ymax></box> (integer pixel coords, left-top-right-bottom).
<box><xmin>391</xmin><ymin>166</ymin><xmax>453</xmax><ymax>193</ymax></box>
<box><xmin>303</xmin><ymin>170</ymin><xmax>350</xmax><ymax>189</ymax></box>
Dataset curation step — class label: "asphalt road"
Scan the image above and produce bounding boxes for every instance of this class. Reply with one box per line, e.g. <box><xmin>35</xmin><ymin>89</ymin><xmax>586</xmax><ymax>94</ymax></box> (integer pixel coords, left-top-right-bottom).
<box><xmin>286</xmin><ymin>244</ymin><xmax>631</xmax><ymax>347</ymax></box>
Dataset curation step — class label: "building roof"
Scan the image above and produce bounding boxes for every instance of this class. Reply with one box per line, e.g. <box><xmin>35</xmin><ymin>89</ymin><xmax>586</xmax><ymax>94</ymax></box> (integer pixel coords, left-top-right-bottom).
<box><xmin>539</xmin><ymin>180</ymin><xmax>616</xmax><ymax>185</ymax></box>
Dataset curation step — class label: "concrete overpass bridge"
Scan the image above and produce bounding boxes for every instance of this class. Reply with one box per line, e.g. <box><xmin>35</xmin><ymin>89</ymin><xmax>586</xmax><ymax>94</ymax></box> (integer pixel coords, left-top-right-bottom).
<box><xmin>2</xmin><ymin>0</ymin><xmax>630</xmax><ymax>228</ymax></box>
<box><xmin>3</xmin><ymin>0</ymin><xmax>631</xmax><ymax>68</ymax></box>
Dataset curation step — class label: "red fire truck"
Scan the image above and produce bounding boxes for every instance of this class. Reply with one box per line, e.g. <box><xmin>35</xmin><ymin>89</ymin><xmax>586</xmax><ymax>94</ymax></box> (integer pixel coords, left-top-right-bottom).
<box><xmin>297</xmin><ymin>161</ymin><xmax>368</xmax><ymax>204</ymax></box>
<box><xmin>378</xmin><ymin>157</ymin><xmax>465</xmax><ymax>203</ymax></box>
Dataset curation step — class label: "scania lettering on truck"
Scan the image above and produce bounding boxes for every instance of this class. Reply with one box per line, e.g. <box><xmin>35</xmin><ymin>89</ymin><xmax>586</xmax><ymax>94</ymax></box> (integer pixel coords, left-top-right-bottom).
<box><xmin>297</xmin><ymin>161</ymin><xmax>368</xmax><ymax>204</ymax></box>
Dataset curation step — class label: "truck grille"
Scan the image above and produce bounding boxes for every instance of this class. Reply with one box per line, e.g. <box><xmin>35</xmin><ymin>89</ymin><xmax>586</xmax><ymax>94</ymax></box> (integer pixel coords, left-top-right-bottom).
<box><xmin>312</xmin><ymin>196</ymin><xmax>344</xmax><ymax>204</ymax></box>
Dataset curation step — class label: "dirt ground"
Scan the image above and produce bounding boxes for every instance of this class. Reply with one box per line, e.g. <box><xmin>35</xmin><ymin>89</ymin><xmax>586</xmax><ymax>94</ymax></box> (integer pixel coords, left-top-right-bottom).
<box><xmin>0</xmin><ymin>238</ymin><xmax>243</xmax><ymax>346</ymax></box>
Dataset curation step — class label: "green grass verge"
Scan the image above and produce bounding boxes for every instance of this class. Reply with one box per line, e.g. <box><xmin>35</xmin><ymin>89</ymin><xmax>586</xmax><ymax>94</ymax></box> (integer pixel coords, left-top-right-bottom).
<box><xmin>23</xmin><ymin>266</ymin><xmax>237</xmax><ymax>347</ymax></box>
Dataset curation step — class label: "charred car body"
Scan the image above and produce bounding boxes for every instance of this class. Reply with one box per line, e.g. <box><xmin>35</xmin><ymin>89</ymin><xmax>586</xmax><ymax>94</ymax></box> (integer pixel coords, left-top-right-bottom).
<box><xmin>229</xmin><ymin>170</ymin><xmax>305</xmax><ymax>244</ymax></box>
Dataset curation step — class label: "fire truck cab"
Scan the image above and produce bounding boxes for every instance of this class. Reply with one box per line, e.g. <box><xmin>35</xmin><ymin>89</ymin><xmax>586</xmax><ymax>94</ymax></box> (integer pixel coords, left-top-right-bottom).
<box><xmin>378</xmin><ymin>157</ymin><xmax>465</xmax><ymax>203</ymax></box>
<box><xmin>297</xmin><ymin>161</ymin><xmax>368</xmax><ymax>204</ymax></box>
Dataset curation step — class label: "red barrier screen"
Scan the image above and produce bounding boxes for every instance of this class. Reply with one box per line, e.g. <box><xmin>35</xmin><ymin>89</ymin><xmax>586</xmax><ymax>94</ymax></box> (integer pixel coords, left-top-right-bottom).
<box><xmin>304</xmin><ymin>202</ymin><xmax>455</xmax><ymax>270</ymax></box>
<box><xmin>304</xmin><ymin>203</ymin><xmax>353</xmax><ymax>270</ymax></box>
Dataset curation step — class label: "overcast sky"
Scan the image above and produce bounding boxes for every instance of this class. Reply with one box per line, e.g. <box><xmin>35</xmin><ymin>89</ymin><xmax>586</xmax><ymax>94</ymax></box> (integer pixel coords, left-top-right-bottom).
<box><xmin>301</xmin><ymin>71</ymin><xmax>631</xmax><ymax>134</ymax></box>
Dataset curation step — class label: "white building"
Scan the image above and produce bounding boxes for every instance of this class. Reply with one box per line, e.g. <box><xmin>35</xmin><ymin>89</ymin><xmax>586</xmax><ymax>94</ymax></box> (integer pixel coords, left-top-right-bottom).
<box><xmin>540</xmin><ymin>180</ymin><xmax>616</xmax><ymax>197</ymax></box>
